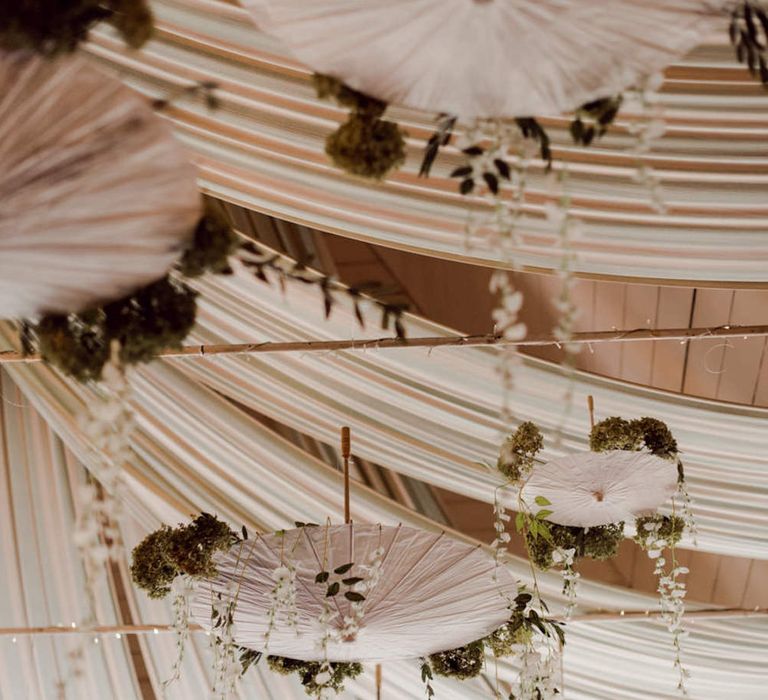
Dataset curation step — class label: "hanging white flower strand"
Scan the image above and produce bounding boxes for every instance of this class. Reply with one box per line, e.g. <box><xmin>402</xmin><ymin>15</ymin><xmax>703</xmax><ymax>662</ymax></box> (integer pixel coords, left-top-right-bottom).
<box><xmin>163</xmin><ymin>575</ymin><xmax>196</xmax><ymax>689</ymax></box>
<box><xmin>264</xmin><ymin>531</ymin><xmax>300</xmax><ymax>648</ymax></box>
<box><xmin>637</xmin><ymin>512</ymin><xmax>690</xmax><ymax>694</ymax></box>
<box><xmin>626</xmin><ymin>72</ymin><xmax>667</xmax><ymax>215</ymax></box>
<box><xmin>210</xmin><ymin>581</ymin><xmax>241</xmax><ymax>700</ymax></box>
<box><xmin>75</xmin><ymin>341</ymin><xmax>133</xmax><ymax>595</ymax></box>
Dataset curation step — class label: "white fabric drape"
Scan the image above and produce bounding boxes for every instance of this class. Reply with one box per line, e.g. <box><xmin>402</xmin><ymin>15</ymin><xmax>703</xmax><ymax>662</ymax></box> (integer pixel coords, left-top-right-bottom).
<box><xmin>80</xmin><ymin>0</ymin><xmax>768</xmax><ymax>284</ymax></box>
<box><xmin>0</xmin><ymin>51</ymin><xmax>200</xmax><ymax>318</ymax></box>
<box><xmin>149</xmin><ymin>264</ymin><xmax>768</xmax><ymax>558</ymax></box>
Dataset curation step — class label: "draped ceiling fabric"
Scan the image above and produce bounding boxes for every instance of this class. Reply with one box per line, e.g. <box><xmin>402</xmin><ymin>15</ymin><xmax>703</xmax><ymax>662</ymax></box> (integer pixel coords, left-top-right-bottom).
<box><xmin>149</xmin><ymin>261</ymin><xmax>768</xmax><ymax>559</ymax></box>
<box><xmin>247</xmin><ymin>0</ymin><xmax>722</xmax><ymax>118</ymax></box>
<box><xmin>0</xmin><ymin>51</ymin><xmax>200</xmax><ymax>318</ymax></box>
<box><xmin>83</xmin><ymin>0</ymin><xmax>768</xmax><ymax>284</ymax></box>
<box><xmin>2</xmin><ymin>360</ymin><xmax>767</xmax><ymax>699</ymax></box>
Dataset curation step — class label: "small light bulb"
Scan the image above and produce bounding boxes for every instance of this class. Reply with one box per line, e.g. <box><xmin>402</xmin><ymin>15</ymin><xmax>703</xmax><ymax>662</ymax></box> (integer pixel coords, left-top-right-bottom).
<box><xmin>71</xmin><ymin>622</ymin><xmax>77</xmax><ymax>629</ymax></box>
<box><xmin>619</xmin><ymin>610</ymin><xmax>625</xmax><ymax>616</ymax></box>
<box><xmin>115</xmin><ymin>633</ymin><xmax>121</xmax><ymax>640</ymax></box>
<box><xmin>12</xmin><ymin>637</ymin><xmax>17</xmax><ymax>644</ymax></box>
<box><xmin>93</xmin><ymin>638</ymin><xmax>99</xmax><ymax>645</ymax></box>
<box><xmin>153</xmin><ymin>628</ymin><xmax>159</xmax><ymax>635</ymax></box>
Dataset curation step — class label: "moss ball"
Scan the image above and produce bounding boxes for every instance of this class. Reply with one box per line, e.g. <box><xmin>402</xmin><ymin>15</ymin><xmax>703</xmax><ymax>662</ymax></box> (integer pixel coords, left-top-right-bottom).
<box><xmin>582</xmin><ymin>523</ymin><xmax>625</xmax><ymax>560</ymax></box>
<box><xmin>429</xmin><ymin>640</ymin><xmax>485</xmax><ymax>680</ymax></box>
<box><xmin>325</xmin><ymin>114</ymin><xmax>406</xmax><ymax>180</ymax></box>
<box><xmin>635</xmin><ymin>515</ymin><xmax>685</xmax><ymax>548</ymax></box>
<box><xmin>633</xmin><ymin>417</ymin><xmax>678</xmax><ymax>460</ymax></box>
<box><xmin>498</xmin><ymin>421</ymin><xmax>544</xmax><ymax>482</ymax></box>
<box><xmin>130</xmin><ymin>527</ymin><xmax>178</xmax><ymax>599</ymax></box>
<box><xmin>590</xmin><ymin>416</ymin><xmax>642</xmax><ymax>452</ymax></box>
<box><xmin>486</xmin><ymin>615</ymin><xmax>532</xmax><ymax>657</ymax></box>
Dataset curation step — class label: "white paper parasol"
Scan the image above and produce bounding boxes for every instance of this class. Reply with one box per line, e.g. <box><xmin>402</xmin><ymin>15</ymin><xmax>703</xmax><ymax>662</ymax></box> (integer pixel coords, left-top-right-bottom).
<box><xmin>189</xmin><ymin>524</ymin><xmax>517</xmax><ymax>661</ymax></box>
<box><xmin>0</xmin><ymin>51</ymin><xmax>201</xmax><ymax>319</ymax></box>
<box><xmin>245</xmin><ymin>0</ymin><xmax>725</xmax><ymax>119</ymax></box>
<box><xmin>522</xmin><ymin>450</ymin><xmax>678</xmax><ymax>527</ymax></box>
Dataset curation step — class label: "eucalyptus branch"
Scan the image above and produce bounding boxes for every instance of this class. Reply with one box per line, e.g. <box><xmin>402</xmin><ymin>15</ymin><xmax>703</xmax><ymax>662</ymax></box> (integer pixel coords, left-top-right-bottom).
<box><xmin>238</xmin><ymin>240</ymin><xmax>408</xmax><ymax>338</ymax></box>
<box><xmin>730</xmin><ymin>2</ymin><xmax>768</xmax><ymax>85</ymax></box>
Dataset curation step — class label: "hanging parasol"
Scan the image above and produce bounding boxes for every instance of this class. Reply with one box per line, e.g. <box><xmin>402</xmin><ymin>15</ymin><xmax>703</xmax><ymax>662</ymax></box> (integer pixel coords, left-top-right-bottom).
<box><xmin>189</xmin><ymin>523</ymin><xmax>518</xmax><ymax>662</ymax></box>
<box><xmin>0</xmin><ymin>51</ymin><xmax>201</xmax><ymax>319</ymax></box>
<box><xmin>245</xmin><ymin>0</ymin><xmax>725</xmax><ymax>119</ymax></box>
<box><xmin>522</xmin><ymin>449</ymin><xmax>678</xmax><ymax>527</ymax></box>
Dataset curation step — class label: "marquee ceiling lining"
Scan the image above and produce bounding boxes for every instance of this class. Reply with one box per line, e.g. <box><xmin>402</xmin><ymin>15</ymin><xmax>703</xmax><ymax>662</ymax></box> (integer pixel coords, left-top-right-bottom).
<box><xmin>79</xmin><ymin>0</ymin><xmax>768</xmax><ymax>285</ymax></box>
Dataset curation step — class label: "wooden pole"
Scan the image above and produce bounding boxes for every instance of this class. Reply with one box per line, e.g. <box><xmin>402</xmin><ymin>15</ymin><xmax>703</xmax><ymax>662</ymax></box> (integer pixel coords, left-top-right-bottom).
<box><xmin>0</xmin><ymin>607</ymin><xmax>764</xmax><ymax>637</ymax></box>
<box><xmin>375</xmin><ymin>663</ymin><xmax>382</xmax><ymax>700</ymax></box>
<box><xmin>587</xmin><ymin>395</ymin><xmax>595</xmax><ymax>429</ymax></box>
<box><xmin>3</xmin><ymin>324</ymin><xmax>768</xmax><ymax>364</ymax></box>
<box><xmin>341</xmin><ymin>426</ymin><xmax>351</xmax><ymax>524</ymax></box>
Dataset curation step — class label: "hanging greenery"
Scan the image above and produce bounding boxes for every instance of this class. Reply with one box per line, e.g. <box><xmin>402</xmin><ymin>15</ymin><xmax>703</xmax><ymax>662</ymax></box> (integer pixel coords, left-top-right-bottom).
<box><xmin>130</xmin><ymin>513</ymin><xmax>238</xmax><ymax>599</ymax></box>
<box><xmin>313</xmin><ymin>74</ymin><xmax>407</xmax><ymax>180</ymax></box>
<box><xmin>0</xmin><ymin>0</ymin><xmax>154</xmax><ymax>55</ymax></box>
<box><xmin>239</xmin><ymin>239</ymin><xmax>408</xmax><ymax>338</ymax></box>
<box><xmin>428</xmin><ymin>640</ymin><xmax>485</xmax><ymax>680</ymax></box>
<box><xmin>525</xmin><ymin>522</ymin><xmax>625</xmax><ymax>571</ymax></box>
<box><xmin>497</xmin><ymin>421</ymin><xmax>544</xmax><ymax>483</ymax></box>
<box><xmin>496</xmin><ymin>411</ymin><xmax>694</xmax><ymax>694</ymax></box>
<box><xmin>569</xmin><ymin>95</ymin><xmax>623</xmax><ymax>146</ymax></box>
<box><xmin>21</xmin><ymin>201</ymin><xmax>238</xmax><ymax>382</ymax></box>
<box><xmin>729</xmin><ymin>1</ymin><xmax>768</xmax><ymax>86</ymax></box>
<box><xmin>265</xmin><ymin>656</ymin><xmax>363</xmax><ymax>696</ymax></box>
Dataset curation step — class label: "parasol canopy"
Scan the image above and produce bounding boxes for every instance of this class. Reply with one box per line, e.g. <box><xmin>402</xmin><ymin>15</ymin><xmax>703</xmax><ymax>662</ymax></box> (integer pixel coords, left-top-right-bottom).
<box><xmin>0</xmin><ymin>51</ymin><xmax>201</xmax><ymax>319</ymax></box>
<box><xmin>189</xmin><ymin>523</ymin><xmax>518</xmax><ymax>662</ymax></box>
<box><xmin>522</xmin><ymin>450</ymin><xmax>678</xmax><ymax>527</ymax></box>
<box><xmin>245</xmin><ymin>0</ymin><xmax>725</xmax><ymax>119</ymax></box>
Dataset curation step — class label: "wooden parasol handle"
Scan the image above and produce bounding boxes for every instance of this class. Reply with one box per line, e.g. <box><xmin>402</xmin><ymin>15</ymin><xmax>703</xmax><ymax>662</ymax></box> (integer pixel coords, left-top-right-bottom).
<box><xmin>376</xmin><ymin>663</ymin><xmax>382</xmax><ymax>699</ymax></box>
<box><xmin>587</xmin><ymin>395</ymin><xmax>595</xmax><ymax>430</ymax></box>
<box><xmin>341</xmin><ymin>426</ymin><xmax>351</xmax><ymax>524</ymax></box>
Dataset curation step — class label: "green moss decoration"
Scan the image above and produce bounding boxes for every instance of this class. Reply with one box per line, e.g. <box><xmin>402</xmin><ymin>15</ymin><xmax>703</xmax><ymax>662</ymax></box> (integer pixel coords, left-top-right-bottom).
<box><xmin>33</xmin><ymin>276</ymin><xmax>197</xmax><ymax>382</ymax></box>
<box><xmin>581</xmin><ymin>522</ymin><xmax>624</xmax><ymax>560</ymax></box>
<box><xmin>103</xmin><ymin>276</ymin><xmax>198</xmax><ymax>366</ymax></box>
<box><xmin>634</xmin><ymin>515</ymin><xmax>685</xmax><ymax>549</ymax></box>
<box><xmin>429</xmin><ymin>640</ymin><xmax>484</xmax><ymax>680</ymax></box>
<box><xmin>526</xmin><ymin>523</ymin><xmax>625</xmax><ymax>570</ymax></box>
<box><xmin>312</xmin><ymin>74</ymin><xmax>386</xmax><ymax>119</ymax></box>
<box><xmin>589</xmin><ymin>416</ymin><xmax>642</xmax><ymax>452</ymax></box>
<box><xmin>485</xmin><ymin>614</ymin><xmax>532</xmax><ymax>657</ymax></box>
<box><xmin>266</xmin><ymin>656</ymin><xmax>363</xmax><ymax>696</ymax></box>
<box><xmin>498</xmin><ymin>421</ymin><xmax>544</xmax><ymax>482</ymax></box>
<box><xmin>129</xmin><ymin>526</ymin><xmax>178</xmax><ymax>599</ymax></box>
<box><xmin>167</xmin><ymin>512</ymin><xmax>236</xmax><ymax>579</ymax></box>
<box><xmin>0</xmin><ymin>0</ymin><xmax>153</xmax><ymax>56</ymax></box>
<box><xmin>590</xmin><ymin>415</ymin><xmax>679</xmax><ymax>461</ymax></box>
<box><xmin>314</xmin><ymin>73</ymin><xmax>406</xmax><ymax>180</ymax></box>
<box><xmin>633</xmin><ymin>417</ymin><xmax>678</xmax><ymax>461</ymax></box>
<box><xmin>34</xmin><ymin>309</ymin><xmax>109</xmax><ymax>383</ymax></box>
<box><xmin>179</xmin><ymin>205</ymin><xmax>240</xmax><ymax>278</ymax></box>
<box><xmin>325</xmin><ymin>114</ymin><xmax>406</xmax><ymax>180</ymax></box>
<box><xmin>130</xmin><ymin>513</ymin><xmax>237</xmax><ymax>598</ymax></box>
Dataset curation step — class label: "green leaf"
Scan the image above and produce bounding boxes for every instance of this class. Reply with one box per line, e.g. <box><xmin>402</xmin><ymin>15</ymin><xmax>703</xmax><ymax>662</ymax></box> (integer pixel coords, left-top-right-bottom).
<box><xmin>334</xmin><ymin>563</ymin><xmax>354</xmax><ymax>575</ymax></box>
<box><xmin>450</xmin><ymin>165</ymin><xmax>472</xmax><ymax>178</ymax></box>
<box><xmin>344</xmin><ymin>591</ymin><xmax>366</xmax><ymax>602</ymax></box>
<box><xmin>535</xmin><ymin>509</ymin><xmax>553</xmax><ymax>520</ymax></box>
<box><xmin>494</xmin><ymin>158</ymin><xmax>511</xmax><ymax>180</ymax></box>
<box><xmin>528</xmin><ymin>519</ymin><xmax>539</xmax><ymax>539</ymax></box>
<box><xmin>538</xmin><ymin>523</ymin><xmax>554</xmax><ymax>544</ymax></box>
<box><xmin>482</xmin><ymin>172</ymin><xmax>499</xmax><ymax>194</ymax></box>
<box><xmin>315</xmin><ymin>571</ymin><xmax>329</xmax><ymax>584</ymax></box>
<box><xmin>534</xmin><ymin>496</ymin><xmax>552</xmax><ymax>506</ymax></box>
<box><xmin>515</xmin><ymin>511</ymin><xmax>525</xmax><ymax>532</ymax></box>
